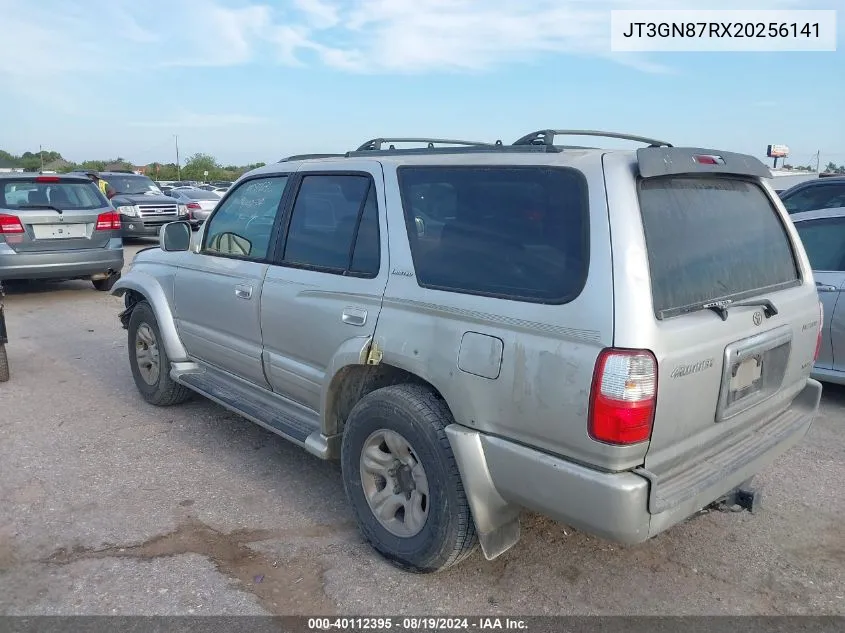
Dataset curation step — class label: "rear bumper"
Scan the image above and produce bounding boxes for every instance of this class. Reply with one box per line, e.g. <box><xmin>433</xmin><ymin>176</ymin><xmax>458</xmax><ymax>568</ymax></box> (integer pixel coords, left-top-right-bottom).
<box><xmin>449</xmin><ymin>378</ymin><xmax>821</xmax><ymax>547</ymax></box>
<box><xmin>0</xmin><ymin>240</ymin><xmax>124</xmax><ymax>281</ymax></box>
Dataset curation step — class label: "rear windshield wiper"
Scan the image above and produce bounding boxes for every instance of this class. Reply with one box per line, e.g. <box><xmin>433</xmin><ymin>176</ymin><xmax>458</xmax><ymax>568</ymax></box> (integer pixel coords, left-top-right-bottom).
<box><xmin>702</xmin><ymin>298</ymin><xmax>778</xmax><ymax>322</ymax></box>
<box><xmin>17</xmin><ymin>204</ymin><xmax>63</xmax><ymax>214</ymax></box>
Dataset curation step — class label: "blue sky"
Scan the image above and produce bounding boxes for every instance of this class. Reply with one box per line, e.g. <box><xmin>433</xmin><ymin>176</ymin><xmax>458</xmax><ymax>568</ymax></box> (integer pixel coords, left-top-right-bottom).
<box><xmin>0</xmin><ymin>0</ymin><xmax>842</xmax><ymax>168</ymax></box>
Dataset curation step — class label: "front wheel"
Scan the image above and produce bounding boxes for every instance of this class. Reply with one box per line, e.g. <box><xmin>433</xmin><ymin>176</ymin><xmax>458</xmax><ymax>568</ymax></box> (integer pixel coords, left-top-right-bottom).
<box><xmin>341</xmin><ymin>384</ymin><xmax>478</xmax><ymax>573</ymax></box>
<box><xmin>0</xmin><ymin>344</ymin><xmax>8</xmax><ymax>382</ymax></box>
<box><xmin>127</xmin><ymin>301</ymin><xmax>191</xmax><ymax>406</ymax></box>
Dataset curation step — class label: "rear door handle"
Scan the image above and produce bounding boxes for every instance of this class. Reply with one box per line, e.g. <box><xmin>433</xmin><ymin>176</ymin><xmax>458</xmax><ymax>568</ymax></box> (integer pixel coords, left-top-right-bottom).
<box><xmin>235</xmin><ymin>284</ymin><xmax>253</xmax><ymax>299</ymax></box>
<box><xmin>342</xmin><ymin>307</ymin><xmax>367</xmax><ymax>327</ymax></box>
<box><xmin>816</xmin><ymin>282</ymin><xmax>839</xmax><ymax>293</ymax></box>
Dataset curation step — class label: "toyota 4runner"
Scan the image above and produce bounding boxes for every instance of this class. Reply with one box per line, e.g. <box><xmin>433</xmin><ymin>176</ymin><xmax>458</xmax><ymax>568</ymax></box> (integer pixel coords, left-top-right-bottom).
<box><xmin>111</xmin><ymin>131</ymin><xmax>823</xmax><ymax>573</ymax></box>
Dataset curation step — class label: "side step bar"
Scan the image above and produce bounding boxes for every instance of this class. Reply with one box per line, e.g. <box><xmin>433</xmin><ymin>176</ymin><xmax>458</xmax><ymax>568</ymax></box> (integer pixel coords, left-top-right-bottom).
<box><xmin>173</xmin><ymin>365</ymin><xmax>340</xmax><ymax>460</ymax></box>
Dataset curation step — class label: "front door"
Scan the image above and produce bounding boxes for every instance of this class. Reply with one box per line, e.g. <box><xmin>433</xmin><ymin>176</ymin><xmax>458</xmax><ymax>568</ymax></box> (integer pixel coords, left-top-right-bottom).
<box><xmin>793</xmin><ymin>214</ymin><xmax>845</xmax><ymax>373</ymax></box>
<box><xmin>260</xmin><ymin>166</ymin><xmax>388</xmax><ymax>411</ymax></box>
<box><xmin>174</xmin><ymin>175</ymin><xmax>291</xmax><ymax>387</ymax></box>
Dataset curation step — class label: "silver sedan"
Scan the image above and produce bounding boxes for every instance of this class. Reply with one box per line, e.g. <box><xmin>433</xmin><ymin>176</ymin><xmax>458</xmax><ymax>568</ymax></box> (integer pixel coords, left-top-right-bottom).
<box><xmin>166</xmin><ymin>188</ymin><xmax>220</xmax><ymax>227</ymax></box>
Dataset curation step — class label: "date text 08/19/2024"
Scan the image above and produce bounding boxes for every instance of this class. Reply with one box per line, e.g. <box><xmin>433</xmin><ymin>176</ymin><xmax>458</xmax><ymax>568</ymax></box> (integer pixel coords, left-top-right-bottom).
<box><xmin>307</xmin><ymin>617</ymin><xmax>529</xmax><ymax>631</ymax></box>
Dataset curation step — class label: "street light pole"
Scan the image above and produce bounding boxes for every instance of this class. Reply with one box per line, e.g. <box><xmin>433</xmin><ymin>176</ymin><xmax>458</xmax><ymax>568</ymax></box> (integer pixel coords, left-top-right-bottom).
<box><xmin>175</xmin><ymin>134</ymin><xmax>181</xmax><ymax>180</ymax></box>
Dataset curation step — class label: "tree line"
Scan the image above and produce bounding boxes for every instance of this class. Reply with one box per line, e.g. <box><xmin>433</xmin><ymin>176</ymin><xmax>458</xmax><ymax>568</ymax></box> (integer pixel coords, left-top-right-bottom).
<box><xmin>0</xmin><ymin>149</ymin><xmax>267</xmax><ymax>181</ymax></box>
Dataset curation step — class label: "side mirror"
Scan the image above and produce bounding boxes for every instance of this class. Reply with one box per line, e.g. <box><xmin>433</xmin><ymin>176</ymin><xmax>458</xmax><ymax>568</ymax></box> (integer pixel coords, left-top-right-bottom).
<box><xmin>415</xmin><ymin>216</ymin><xmax>426</xmax><ymax>237</ymax></box>
<box><xmin>160</xmin><ymin>221</ymin><xmax>192</xmax><ymax>252</ymax></box>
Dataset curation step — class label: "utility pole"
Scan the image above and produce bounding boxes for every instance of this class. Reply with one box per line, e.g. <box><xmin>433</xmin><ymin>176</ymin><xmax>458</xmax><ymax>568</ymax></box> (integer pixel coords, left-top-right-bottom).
<box><xmin>39</xmin><ymin>145</ymin><xmax>44</xmax><ymax>172</ymax></box>
<box><xmin>815</xmin><ymin>150</ymin><xmax>820</xmax><ymax>173</ymax></box>
<box><xmin>175</xmin><ymin>134</ymin><xmax>181</xmax><ymax>180</ymax></box>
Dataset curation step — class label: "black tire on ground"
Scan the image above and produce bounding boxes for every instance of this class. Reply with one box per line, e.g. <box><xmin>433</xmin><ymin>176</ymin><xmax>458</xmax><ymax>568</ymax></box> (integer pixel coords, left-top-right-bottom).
<box><xmin>0</xmin><ymin>344</ymin><xmax>9</xmax><ymax>382</ymax></box>
<box><xmin>92</xmin><ymin>272</ymin><xmax>121</xmax><ymax>292</ymax></box>
<box><xmin>127</xmin><ymin>301</ymin><xmax>192</xmax><ymax>406</ymax></box>
<box><xmin>341</xmin><ymin>383</ymin><xmax>478</xmax><ymax>573</ymax></box>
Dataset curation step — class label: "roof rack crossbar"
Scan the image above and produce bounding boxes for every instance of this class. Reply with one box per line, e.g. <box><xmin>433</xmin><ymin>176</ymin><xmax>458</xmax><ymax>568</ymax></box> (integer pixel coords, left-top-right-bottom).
<box><xmin>279</xmin><ymin>153</ymin><xmax>346</xmax><ymax>162</ymax></box>
<box><xmin>344</xmin><ymin>145</ymin><xmax>561</xmax><ymax>158</ymax></box>
<box><xmin>356</xmin><ymin>137</ymin><xmax>501</xmax><ymax>152</ymax></box>
<box><xmin>513</xmin><ymin>129</ymin><xmax>673</xmax><ymax>148</ymax></box>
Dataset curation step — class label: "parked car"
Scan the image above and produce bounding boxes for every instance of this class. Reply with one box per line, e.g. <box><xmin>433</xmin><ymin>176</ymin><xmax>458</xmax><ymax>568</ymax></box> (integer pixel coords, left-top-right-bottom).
<box><xmin>167</xmin><ymin>188</ymin><xmax>220</xmax><ymax>227</ymax></box>
<box><xmin>0</xmin><ymin>173</ymin><xmax>123</xmax><ymax>290</ymax></box>
<box><xmin>86</xmin><ymin>172</ymin><xmax>188</xmax><ymax>239</ymax></box>
<box><xmin>779</xmin><ymin>176</ymin><xmax>845</xmax><ymax>214</ymax></box>
<box><xmin>791</xmin><ymin>206</ymin><xmax>845</xmax><ymax>385</ymax></box>
<box><xmin>111</xmin><ymin>132</ymin><xmax>822</xmax><ymax>573</ymax></box>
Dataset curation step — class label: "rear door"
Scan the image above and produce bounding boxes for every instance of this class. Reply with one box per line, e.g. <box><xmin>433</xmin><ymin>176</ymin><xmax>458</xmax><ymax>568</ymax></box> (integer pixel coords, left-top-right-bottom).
<box><xmin>0</xmin><ymin>176</ymin><xmax>114</xmax><ymax>252</ymax></box>
<box><xmin>791</xmin><ymin>212</ymin><xmax>845</xmax><ymax>372</ymax></box>
<box><xmin>259</xmin><ymin>165</ymin><xmax>388</xmax><ymax>411</ymax></box>
<box><xmin>605</xmin><ymin>150</ymin><xmax>820</xmax><ymax>474</ymax></box>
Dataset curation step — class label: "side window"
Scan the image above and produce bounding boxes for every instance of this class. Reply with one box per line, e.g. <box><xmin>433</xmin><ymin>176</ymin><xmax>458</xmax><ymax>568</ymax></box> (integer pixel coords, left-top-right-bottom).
<box><xmin>794</xmin><ymin>217</ymin><xmax>845</xmax><ymax>272</ymax></box>
<box><xmin>282</xmin><ymin>174</ymin><xmax>380</xmax><ymax>276</ymax></box>
<box><xmin>398</xmin><ymin>166</ymin><xmax>589</xmax><ymax>303</ymax></box>
<box><xmin>202</xmin><ymin>176</ymin><xmax>288</xmax><ymax>260</ymax></box>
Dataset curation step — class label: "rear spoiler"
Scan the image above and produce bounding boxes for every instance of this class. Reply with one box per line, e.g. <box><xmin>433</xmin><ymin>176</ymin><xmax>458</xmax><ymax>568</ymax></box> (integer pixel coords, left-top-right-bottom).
<box><xmin>637</xmin><ymin>147</ymin><xmax>772</xmax><ymax>180</ymax></box>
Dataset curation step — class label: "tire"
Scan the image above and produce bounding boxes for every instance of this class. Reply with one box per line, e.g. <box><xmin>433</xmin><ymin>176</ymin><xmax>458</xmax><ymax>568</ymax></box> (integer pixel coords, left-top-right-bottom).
<box><xmin>0</xmin><ymin>344</ymin><xmax>9</xmax><ymax>383</ymax></box>
<box><xmin>341</xmin><ymin>384</ymin><xmax>478</xmax><ymax>573</ymax></box>
<box><xmin>127</xmin><ymin>301</ymin><xmax>191</xmax><ymax>406</ymax></box>
<box><xmin>93</xmin><ymin>272</ymin><xmax>121</xmax><ymax>292</ymax></box>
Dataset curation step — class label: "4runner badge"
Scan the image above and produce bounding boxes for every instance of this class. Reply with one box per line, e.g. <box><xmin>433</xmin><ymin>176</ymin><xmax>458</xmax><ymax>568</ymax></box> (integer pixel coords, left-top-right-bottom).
<box><xmin>670</xmin><ymin>358</ymin><xmax>714</xmax><ymax>379</ymax></box>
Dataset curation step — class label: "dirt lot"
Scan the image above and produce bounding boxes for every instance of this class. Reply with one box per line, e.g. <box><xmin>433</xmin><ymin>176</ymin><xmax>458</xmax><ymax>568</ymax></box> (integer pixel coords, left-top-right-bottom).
<box><xmin>1</xmin><ymin>241</ymin><xmax>843</xmax><ymax>616</ymax></box>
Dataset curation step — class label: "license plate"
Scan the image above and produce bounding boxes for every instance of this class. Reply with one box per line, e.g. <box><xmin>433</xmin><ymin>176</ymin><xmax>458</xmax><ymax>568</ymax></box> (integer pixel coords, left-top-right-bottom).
<box><xmin>32</xmin><ymin>224</ymin><xmax>87</xmax><ymax>239</ymax></box>
<box><xmin>728</xmin><ymin>356</ymin><xmax>763</xmax><ymax>402</ymax></box>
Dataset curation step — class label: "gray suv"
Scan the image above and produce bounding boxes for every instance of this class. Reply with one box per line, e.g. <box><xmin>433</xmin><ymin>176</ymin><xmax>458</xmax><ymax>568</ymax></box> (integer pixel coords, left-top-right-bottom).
<box><xmin>0</xmin><ymin>173</ymin><xmax>123</xmax><ymax>289</ymax></box>
<box><xmin>112</xmin><ymin>131</ymin><xmax>823</xmax><ymax>572</ymax></box>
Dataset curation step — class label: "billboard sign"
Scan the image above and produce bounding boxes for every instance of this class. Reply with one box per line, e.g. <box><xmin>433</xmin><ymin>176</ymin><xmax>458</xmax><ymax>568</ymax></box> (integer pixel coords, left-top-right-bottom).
<box><xmin>767</xmin><ymin>144</ymin><xmax>789</xmax><ymax>158</ymax></box>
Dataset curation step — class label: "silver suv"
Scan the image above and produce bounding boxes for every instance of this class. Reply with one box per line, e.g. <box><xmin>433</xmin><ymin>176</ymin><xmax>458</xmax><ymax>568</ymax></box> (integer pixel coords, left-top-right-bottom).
<box><xmin>112</xmin><ymin>131</ymin><xmax>823</xmax><ymax>573</ymax></box>
<box><xmin>1</xmin><ymin>173</ymin><xmax>123</xmax><ymax>290</ymax></box>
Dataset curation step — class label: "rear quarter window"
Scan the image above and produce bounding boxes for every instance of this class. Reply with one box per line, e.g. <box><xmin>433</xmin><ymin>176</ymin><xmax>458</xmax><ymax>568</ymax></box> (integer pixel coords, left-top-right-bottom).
<box><xmin>398</xmin><ymin>166</ymin><xmax>589</xmax><ymax>304</ymax></box>
<box><xmin>638</xmin><ymin>177</ymin><xmax>800</xmax><ymax>319</ymax></box>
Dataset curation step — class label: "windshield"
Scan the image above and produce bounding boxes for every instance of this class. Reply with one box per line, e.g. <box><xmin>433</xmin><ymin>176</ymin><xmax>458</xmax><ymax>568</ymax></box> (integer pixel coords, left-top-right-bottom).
<box><xmin>781</xmin><ymin>183</ymin><xmax>845</xmax><ymax>215</ymax></box>
<box><xmin>107</xmin><ymin>175</ymin><xmax>162</xmax><ymax>195</ymax></box>
<box><xmin>2</xmin><ymin>180</ymin><xmax>108</xmax><ymax>210</ymax></box>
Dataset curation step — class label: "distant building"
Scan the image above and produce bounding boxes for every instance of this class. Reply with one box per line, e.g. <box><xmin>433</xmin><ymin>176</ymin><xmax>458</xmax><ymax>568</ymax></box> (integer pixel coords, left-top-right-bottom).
<box><xmin>765</xmin><ymin>169</ymin><xmax>820</xmax><ymax>192</ymax></box>
<box><xmin>42</xmin><ymin>158</ymin><xmax>74</xmax><ymax>172</ymax></box>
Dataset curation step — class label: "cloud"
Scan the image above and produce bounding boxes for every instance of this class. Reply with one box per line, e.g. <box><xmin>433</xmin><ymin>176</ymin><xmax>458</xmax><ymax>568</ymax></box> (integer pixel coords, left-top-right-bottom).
<box><xmin>0</xmin><ymin>0</ymin><xmax>816</xmax><ymax>84</ymax></box>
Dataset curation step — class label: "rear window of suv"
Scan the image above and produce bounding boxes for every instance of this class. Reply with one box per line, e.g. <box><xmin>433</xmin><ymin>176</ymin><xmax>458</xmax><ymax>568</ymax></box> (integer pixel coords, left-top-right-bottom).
<box><xmin>398</xmin><ymin>166</ymin><xmax>589</xmax><ymax>303</ymax></box>
<box><xmin>638</xmin><ymin>177</ymin><xmax>800</xmax><ymax>319</ymax></box>
<box><xmin>2</xmin><ymin>180</ymin><xmax>107</xmax><ymax>210</ymax></box>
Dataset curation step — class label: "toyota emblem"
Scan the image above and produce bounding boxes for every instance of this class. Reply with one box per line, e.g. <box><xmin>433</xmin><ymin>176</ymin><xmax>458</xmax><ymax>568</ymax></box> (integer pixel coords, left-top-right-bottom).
<box><xmin>752</xmin><ymin>311</ymin><xmax>763</xmax><ymax>326</ymax></box>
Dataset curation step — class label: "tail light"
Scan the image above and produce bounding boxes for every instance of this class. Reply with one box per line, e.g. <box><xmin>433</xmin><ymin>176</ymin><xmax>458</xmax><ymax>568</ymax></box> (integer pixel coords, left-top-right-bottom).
<box><xmin>35</xmin><ymin>175</ymin><xmax>60</xmax><ymax>183</ymax></box>
<box><xmin>95</xmin><ymin>211</ymin><xmax>121</xmax><ymax>231</ymax></box>
<box><xmin>814</xmin><ymin>301</ymin><xmax>824</xmax><ymax>362</ymax></box>
<box><xmin>589</xmin><ymin>349</ymin><xmax>657</xmax><ymax>445</ymax></box>
<box><xmin>186</xmin><ymin>202</ymin><xmax>202</xmax><ymax>210</ymax></box>
<box><xmin>0</xmin><ymin>213</ymin><xmax>25</xmax><ymax>234</ymax></box>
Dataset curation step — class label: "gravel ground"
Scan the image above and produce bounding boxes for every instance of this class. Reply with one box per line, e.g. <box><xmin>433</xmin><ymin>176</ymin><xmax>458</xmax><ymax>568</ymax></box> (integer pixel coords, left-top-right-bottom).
<box><xmin>1</xmin><ymin>242</ymin><xmax>843</xmax><ymax>616</ymax></box>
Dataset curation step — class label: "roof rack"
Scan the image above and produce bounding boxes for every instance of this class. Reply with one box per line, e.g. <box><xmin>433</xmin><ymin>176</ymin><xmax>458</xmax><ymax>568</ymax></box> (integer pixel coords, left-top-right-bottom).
<box><xmin>356</xmin><ymin>137</ymin><xmax>500</xmax><ymax>152</ymax></box>
<box><xmin>513</xmin><ymin>129</ymin><xmax>673</xmax><ymax>148</ymax></box>
<box><xmin>279</xmin><ymin>153</ymin><xmax>346</xmax><ymax>162</ymax></box>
